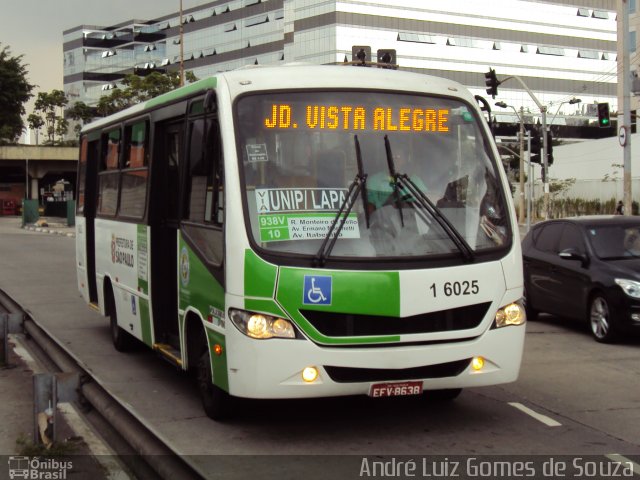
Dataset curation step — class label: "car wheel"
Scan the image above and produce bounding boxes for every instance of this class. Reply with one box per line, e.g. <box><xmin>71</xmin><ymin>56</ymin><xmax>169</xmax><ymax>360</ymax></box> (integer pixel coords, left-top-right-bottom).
<box><xmin>524</xmin><ymin>287</ymin><xmax>538</xmax><ymax>321</ymax></box>
<box><xmin>107</xmin><ymin>287</ymin><xmax>135</xmax><ymax>352</ymax></box>
<box><xmin>198</xmin><ymin>351</ymin><xmax>235</xmax><ymax>420</ymax></box>
<box><xmin>589</xmin><ymin>294</ymin><xmax>617</xmax><ymax>343</ymax></box>
<box><xmin>424</xmin><ymin>388</ymin><xmax>462</xmax><ymax>402</ymax></box>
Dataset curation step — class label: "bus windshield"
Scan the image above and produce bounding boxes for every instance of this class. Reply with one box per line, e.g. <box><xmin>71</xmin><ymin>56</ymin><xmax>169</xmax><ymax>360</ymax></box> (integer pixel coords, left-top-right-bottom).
<box><xmin>236</xmin><ymin>91</ymin><xmax>511</xmax><ymax>259</ymax></box>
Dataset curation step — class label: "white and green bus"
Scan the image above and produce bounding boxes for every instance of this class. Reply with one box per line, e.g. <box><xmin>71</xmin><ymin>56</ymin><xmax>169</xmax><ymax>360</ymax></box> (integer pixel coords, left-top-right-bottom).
<box><xmin>76</xmin><ymin>65</ymin><xmax>525</xmax><ymax>419</ymax></box>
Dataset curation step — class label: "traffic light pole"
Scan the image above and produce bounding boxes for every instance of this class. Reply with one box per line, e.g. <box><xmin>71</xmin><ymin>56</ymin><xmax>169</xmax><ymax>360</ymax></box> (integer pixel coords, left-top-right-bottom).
<box><xmin>527</xmin><ymin>132</ymin><xmax>532</xmax><ymax>232</ymax></box>
<box><xmin>541</xmin><ymin>106</ymin><xmax>549</xmax><ymax>219</ymax></box>
<box><xmin>518</xmin><ymin>107</ymin><xmax>525</xmax><ymax>224</ymax></box>
<box><xmin>622</xmin><ymin>0</ymin><xmax>632</xmax><ymax>215</ymax></box>
<box><xmin>500</xmin><ymin>75</ymin><xmax>550</xmax><ymax>220</ymax></box>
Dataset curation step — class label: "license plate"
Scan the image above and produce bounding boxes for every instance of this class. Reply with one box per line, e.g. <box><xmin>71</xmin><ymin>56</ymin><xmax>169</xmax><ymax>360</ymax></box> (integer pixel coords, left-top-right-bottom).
<box><xmin>369</xmin><ymin>380</ymin><xmax>423</xmax><ymax>397</ymax></box>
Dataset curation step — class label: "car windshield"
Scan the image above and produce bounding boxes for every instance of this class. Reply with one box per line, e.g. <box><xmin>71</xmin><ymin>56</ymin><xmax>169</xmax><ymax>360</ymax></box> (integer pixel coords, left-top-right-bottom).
<box><xmin>587</xmin><ymin>224</ymin><xmax>640</xmax><ymax>259</ymax></box>
<box><xmin>236</xmin><ymin>91</ymin><xmax>511</xmax><ymax>260</ymax></box>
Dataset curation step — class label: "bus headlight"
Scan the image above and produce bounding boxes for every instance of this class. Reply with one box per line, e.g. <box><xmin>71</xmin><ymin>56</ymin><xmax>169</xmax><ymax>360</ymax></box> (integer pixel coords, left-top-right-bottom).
<box><xmin>229</xmin><ymin>309</ymin><xmax>296</xmax><ymax>339</ymax></box>
<box><xmin>494</xmin><ymin>302</ymin><xmax>526</xmax><ymax>328</ymax></box>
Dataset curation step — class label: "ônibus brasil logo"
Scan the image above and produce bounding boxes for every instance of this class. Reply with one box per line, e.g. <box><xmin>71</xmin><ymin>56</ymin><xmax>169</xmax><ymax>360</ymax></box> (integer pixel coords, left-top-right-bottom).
<box><xmin>8</xmin><ymin>456</ymin><xmax>73</xmax><ymax>479</ymax></box>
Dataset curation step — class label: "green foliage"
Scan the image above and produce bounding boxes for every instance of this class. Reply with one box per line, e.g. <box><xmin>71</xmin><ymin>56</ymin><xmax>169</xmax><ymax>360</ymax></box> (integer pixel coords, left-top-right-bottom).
<box><xmin>0</xmin><ymin>43</ymin><xmax>35</xmax><ymax>144</ymax></box>
<box><xmin>15</xmin><ymin>434</ymin><xmax>80</xmax><ymax>456</ymax></box>
<box><xmin>96</xmin><ymin>70</ymin><xmax>199</xmax><ymax>116</ymax></box>
<box><xmin>533</xmin><ymin>197</ymin><xmax>639</xmax><ymax>219</ymax></box>
<box><xmin>548</xmin><ymin>178</ymin><xmax>576</xmax><ymax>198</ymax></box>
<box><xmin>66</xmin><ymin>101</ymin><xmax>96</xmax><ymax>137</ymax></box>
<box><xmin>30</xmin><ymin>90</ymin><xmax>69</xmax><ymax>144</ymax></box>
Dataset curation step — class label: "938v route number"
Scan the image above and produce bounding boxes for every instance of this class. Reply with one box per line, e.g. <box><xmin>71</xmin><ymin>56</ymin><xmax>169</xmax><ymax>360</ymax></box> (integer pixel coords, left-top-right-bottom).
<box><xmin>429</xmin><ymin>280</ymin><xmax>479</xmax><ymax>297</ymax></box>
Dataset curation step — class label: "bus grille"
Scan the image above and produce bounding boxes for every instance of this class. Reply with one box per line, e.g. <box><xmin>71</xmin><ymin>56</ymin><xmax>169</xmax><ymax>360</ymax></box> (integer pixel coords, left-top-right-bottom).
<box><xmin>324</xmin><ymin>359</ymin><xmax>471</xmax><ymax>383</ymax></box>
<box><xmin>299</xmin><ymin>302</ymin><xmax>490</xmax><ymax>337</ymax></box>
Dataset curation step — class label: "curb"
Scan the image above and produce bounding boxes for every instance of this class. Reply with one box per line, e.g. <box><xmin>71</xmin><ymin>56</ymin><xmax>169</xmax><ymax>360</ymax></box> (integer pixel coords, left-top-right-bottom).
<box><xmin>22</xmin><ymin>224</ymin><xmax>75</xmax><ymax>238</ymax></box>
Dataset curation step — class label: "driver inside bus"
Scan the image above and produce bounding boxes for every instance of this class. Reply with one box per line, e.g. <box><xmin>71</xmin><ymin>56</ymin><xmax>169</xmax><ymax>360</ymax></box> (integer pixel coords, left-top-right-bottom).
<box><xmin>366</xmin><ymin>144</ymin><xmax>427</xmax><ymax>211</ymax></box>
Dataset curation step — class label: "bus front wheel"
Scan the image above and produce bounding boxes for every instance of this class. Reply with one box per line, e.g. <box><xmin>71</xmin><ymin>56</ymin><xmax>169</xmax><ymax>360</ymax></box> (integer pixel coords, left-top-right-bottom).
<box><xmin>197</xmin><ymin>351</ymin><xmax>234</xmax><ymax>420</ymax></box>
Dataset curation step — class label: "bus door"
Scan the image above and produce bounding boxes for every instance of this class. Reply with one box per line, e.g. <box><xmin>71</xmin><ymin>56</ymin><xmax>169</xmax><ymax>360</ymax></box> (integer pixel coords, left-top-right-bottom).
<box><xmin>77</xmin><ymin>134</ymin><xmax>100</xmax><ymax>304</ymax></box>
<box><xmin>179</xmin><ymin>94</ymin><xmax>225</xmax><ymax>329</ymax></box>
<box><xmin>150</xmin><ymin>120</ymin><xmax>183</xmax><ymax>348</ymax></box>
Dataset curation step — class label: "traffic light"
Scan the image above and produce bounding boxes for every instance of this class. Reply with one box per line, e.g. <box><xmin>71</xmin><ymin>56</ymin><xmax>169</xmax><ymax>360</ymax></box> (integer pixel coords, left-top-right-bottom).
<box><xmin>597</xmin><ymin>102</ymin><xmax>610</xmax><ymax>128</ymax></box>
<box><xmin>529</xmin><ymin>128</ymin><xmax>542</xmax><ymax>164</ymax></box>
<box><xmin>351</xmin><ymin>45</ymin><xmax>371</xmax><ymax>66</ymax></box>
<box><xmin>546</xmin><ymin>130</ymin><xmax>554</xmax><ymax>166</ymax></box>
<box><xmin>484</xmin><ymin>68</ymin><xmax>500</xmax><ymax>98</ymax></box>
<box><xmin>376</xmin><ymin>49</ymin><xmax>397</xmax><ymax>68</ymax></box>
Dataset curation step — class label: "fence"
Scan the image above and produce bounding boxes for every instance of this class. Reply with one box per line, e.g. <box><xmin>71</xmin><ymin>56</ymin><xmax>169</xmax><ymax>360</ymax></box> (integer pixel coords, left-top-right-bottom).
<box><xmin>516</xmin><ymin>178</ymin><xmax>640</xmax><ymax>220</ymax></box>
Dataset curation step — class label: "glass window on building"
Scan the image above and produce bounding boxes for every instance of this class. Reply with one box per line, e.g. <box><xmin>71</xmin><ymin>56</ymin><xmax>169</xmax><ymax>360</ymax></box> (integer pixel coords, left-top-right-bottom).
<box><xmin>631</xmin><ymin>31</ymin><xmax>637</xmax><ymax>53</ymax></box>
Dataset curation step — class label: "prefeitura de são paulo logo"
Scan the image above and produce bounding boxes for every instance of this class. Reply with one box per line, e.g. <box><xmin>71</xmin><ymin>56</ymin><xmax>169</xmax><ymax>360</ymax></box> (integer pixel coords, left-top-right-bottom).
<box><xmin>180</xmin><ymin>246</ymin><xmax>190</xmax><ymax>287</ymax></box>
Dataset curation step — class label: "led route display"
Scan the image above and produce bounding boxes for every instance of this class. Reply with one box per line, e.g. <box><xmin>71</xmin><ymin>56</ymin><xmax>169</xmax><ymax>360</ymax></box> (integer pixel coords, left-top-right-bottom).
<box><xmin>263</xmin><ymin>104</ymin><xmax>450</xmax><ymax>132</ymax></box>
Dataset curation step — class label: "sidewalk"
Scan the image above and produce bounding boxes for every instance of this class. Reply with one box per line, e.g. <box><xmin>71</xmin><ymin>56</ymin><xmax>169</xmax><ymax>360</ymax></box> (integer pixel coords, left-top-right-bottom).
<box><xmin>20</xmin><ymin>216</ymin><xmax>75</xmax><ymax>238</ymax></box>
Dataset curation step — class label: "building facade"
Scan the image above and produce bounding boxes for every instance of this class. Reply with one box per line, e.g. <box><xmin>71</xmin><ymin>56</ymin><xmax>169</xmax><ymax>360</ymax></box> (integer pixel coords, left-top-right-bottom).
<box><xmin>63</xmin><ymin>0</ymin><xmax>617</xmax><ymax>121</ymax></box>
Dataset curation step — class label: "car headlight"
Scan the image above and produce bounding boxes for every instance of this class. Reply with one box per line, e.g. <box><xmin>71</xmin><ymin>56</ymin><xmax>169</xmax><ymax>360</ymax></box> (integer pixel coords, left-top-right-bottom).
<box><xmin>494</xmin><ymin>302</ymin><xmax>526</xmax><ymax>328</ymax></box>
<box><xmin>229</xmin><ymin>309</ymin><xmax>297</xmax><ymax>339</ymax></box>
<box><xmin>615</xmin><ymin>278</ymin><xmax>640</xmax><ymax>299</ymax></box>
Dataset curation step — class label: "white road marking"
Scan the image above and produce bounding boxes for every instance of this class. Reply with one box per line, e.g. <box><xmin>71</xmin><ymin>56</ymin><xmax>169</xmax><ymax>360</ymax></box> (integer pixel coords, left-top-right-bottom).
<box><xmin>605</xmin><ymin>454</ymin><xmax>640</xmax><ymax>476</ymax></box>
<box><xmin>508</xmin><ymin>402</ymin><xmax>562</xmax><ymax>427</ymax></box>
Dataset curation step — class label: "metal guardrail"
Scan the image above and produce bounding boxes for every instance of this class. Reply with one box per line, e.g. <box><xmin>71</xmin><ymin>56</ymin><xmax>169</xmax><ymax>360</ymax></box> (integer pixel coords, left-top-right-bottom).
<box><xmin>0</xmin><ymin>288</ymin><xmax>202</xmax><ymax>480</ymax></box>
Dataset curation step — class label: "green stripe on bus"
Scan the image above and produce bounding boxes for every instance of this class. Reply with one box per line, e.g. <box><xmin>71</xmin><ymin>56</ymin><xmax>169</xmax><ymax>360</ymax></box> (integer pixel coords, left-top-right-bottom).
<box><xmin>145</xmin><ymin>77</ymin><xmax>218</xmax><ymax>110</ymax></box>
<box><xmin>277</xmin><ymin>268</ymin><xmax>401</xmax><ymax>345</ymax></box>
<box><xmin>244</xmin><ymin>250</ymin><xmax>278</xmax><ymax>298</ymax></box>
<box><xmin>137</xmin><ymin>224</ymin><xmax>148</xmax><ymax>295</ymax></box>
<box><xmin>244</xmin><ymin>298</ymin><xmax>287</xmax><ymax>318</ymax></box>
<box><xmin>205</xmin><ymin>328</ymin><xmax>229</xmax><ymax>392</ymax></box>
<box><xmin>139</xmin><ymin>298</ymin><xmax>152</xmax><ymax>346</ymax></box>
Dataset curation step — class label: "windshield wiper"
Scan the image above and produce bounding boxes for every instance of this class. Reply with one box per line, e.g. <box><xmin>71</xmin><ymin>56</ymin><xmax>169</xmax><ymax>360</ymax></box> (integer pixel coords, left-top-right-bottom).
<box><xmin>313</xmin><ymin>135</ymin><xmax>369</xmax><ymax>267</ymax></box>
<box><xmin>384</xmin><ymin>136</ymin><xmax>474</xmax><ymax>262</ymax></box>
<box><xmin>383</xmin><ymin>135</ymin><xmax>405</xmax><ymax>227</ymax></box>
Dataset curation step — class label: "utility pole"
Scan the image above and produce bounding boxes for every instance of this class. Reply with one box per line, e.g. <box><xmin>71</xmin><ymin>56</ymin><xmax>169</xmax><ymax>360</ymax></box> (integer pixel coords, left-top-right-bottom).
<box><xmin>179</xmin><ymin>0</ymin><xmax>185</xmax><ymax>87</ymax></box>
<box><xmin>518</xmin><ymin>106</ymin><xmax>525</xmax><ymax>223</ymax></box>
<box><xmin>526</xmin><ymin>132</ymin><xmax>532</xmax><ymax>232</ymax></box>
<box><xmin>541</xmin><ymin>106</ymin><xmax>549</xmax><ymax>219</ymax></box>
<box><xmin>622</xmin><ymin>0</ymin><xmax>632</xmax><ymax>215</ymax></box>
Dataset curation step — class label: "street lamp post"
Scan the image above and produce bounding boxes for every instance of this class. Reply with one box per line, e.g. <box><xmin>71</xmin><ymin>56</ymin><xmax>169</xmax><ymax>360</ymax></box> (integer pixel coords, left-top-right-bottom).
<box><xmin>549</xmin><ymin>98</ymin><xmax>581</xmax><ymax>127</ymax></box>
<box><xmin>498</xmin><ymin>76</ymin><xmax>550</xmax><ymax>219</ymax></box>
<box><xmin>496</xmin><ymin>102</ymin><xmax>525</xmax><ymax>224</ymax></box>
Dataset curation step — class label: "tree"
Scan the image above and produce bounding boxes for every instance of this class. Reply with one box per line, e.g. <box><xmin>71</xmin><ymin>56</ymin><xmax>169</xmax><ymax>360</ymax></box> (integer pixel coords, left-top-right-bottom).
<box><xmin>26</xmin><ymin>114</ymin><xmax>44</xmax><ymax>144</ymax></box>
<box><xmin>66</xmin><ymin>101</ymin><xmax>96</xmax><ymax>137</ymax></box>
<box><xmin>31</xmin><ymin>90</ymin><xmax>69</xmax><ymax>144</ymax></box>
<box><xmin>96</xmin><ymin>70</ymin><xmax>198</xmax><ymax>116</ymax></box>
<box><xmin>0</xmin><ymin>43</ymin><xmax>35</xmax><ymax>143</ymax></box>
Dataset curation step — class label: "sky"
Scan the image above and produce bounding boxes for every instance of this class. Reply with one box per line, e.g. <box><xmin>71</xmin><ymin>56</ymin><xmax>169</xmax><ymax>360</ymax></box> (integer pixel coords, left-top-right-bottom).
<box><xmin>0</xmin><ymin>0</ymin><xmax>201</xmax><ymax>112</ymax></box>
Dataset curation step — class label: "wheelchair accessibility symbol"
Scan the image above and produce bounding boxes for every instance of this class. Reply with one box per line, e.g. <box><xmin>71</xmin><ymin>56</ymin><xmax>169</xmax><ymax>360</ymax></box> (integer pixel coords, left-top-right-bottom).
<box><xmin>303</xmin><ymin>275</ymin><xmax>332</xmax><ymax>305</ymax></box>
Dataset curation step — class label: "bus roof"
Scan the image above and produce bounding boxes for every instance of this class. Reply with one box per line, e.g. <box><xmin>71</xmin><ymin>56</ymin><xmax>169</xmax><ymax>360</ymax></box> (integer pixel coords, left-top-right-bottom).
<box><xmin>82</xmin><ymin>65</ymin><xmax>474</xmax><ymax>133</ymax></box>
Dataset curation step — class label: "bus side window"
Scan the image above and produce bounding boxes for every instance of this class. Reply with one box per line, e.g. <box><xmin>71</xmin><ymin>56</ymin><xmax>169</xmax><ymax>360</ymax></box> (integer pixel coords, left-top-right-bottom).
<box><xmin>183</xmin><ymin>105</ymin><xmax>224</xmax><ymax>266</ymax></box>
<box><xmin>120</xmin><ymin>121</ymin><xmax>149</xmax><ymax>219</ymax></box>
<box><xmin>97</xmin><ymin>128</ymin><xmax>121</xmax><ymax>216</ymax></box>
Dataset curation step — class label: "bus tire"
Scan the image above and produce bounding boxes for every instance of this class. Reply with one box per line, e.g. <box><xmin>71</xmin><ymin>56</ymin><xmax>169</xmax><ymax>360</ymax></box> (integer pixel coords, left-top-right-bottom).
<box><xmin>107</xmin><ymin>287</ymin><xmax>135</xmax><ymax>352</ymax></box>
<box><xmin>425</xmin><ymin>388</ymin><xmax>462</xmax><ymax>402</ymax></box>
<box><xmin>198</xmin><ymin>351</ymin><xmax>234</xmax><ymax>420</ymax></box>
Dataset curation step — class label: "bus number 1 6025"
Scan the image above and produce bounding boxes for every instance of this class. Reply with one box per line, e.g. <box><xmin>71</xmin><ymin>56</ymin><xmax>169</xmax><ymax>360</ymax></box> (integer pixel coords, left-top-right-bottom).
<box><xmin>429</xmin><ymin>280</ymin><xmax>479</xmax><ymax>297</ymax></box>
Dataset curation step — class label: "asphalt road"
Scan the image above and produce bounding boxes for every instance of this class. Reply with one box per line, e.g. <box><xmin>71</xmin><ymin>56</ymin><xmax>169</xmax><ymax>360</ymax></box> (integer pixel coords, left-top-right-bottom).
<box><xmin>0</xmin><ymin>217</ymin><xmax>638</xmax><ymax>479</ymax></box>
